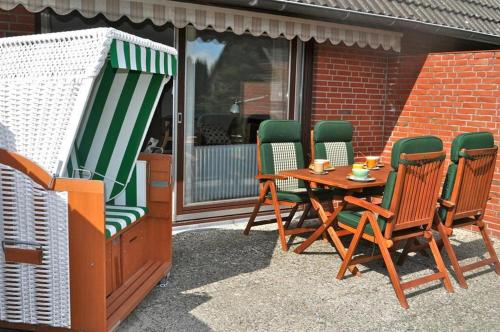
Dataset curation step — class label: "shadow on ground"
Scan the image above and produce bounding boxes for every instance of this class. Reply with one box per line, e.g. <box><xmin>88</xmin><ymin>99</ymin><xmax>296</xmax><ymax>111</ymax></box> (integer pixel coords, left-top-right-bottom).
<box><xmin>119</xmin><ymin>228</ymin><xmax>278</xmax><ymax>331</ymax></box>
<box><xmin>119</xmin><ymin>223</ymin><xmax>500</xmax><ymax>331</ymax></box>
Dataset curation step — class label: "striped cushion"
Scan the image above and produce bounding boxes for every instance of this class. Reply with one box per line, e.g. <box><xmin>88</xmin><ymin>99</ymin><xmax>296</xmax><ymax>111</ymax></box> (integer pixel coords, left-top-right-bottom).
<box><xmin>324</xmin><ymin>142</ymin><xmax>349</xmax><ymax>166</ymax></box>
<box><xmin>107</xmin><ymin>161</ymin><xmax>147</xmax><ymax>206</ymax></box>
<box><xmin>66</xmin><ymin>60</ymin><xmax>167</xmax><ymax>202</ymax></box>
<box><xmin>270</xmin><ymin>142</ymin><xmax>300</xmax><ymax>191</ymax></box>
<box><xmin>105</xmin><ymin>205</ymin><xmax>148</xmax><ymax>238</ymax></box>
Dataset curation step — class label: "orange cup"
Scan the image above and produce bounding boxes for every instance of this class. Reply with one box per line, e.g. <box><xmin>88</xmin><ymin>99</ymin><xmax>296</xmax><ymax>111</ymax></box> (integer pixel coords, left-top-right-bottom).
<box><xmin>366</xmin><ymin>156</ymin><xmax>379</xmax><ymax>169</ymax></box>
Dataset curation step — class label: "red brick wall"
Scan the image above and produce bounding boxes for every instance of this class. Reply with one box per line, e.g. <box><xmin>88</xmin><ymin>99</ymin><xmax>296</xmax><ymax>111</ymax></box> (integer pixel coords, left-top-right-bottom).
<box><xmin>311</xmin><ymin>42</ymin><xmax>500</xmax><ymax>236</ymax></box>
<box><xmin>383</xmin><ymin>51</ymin><xmax>500</xmax><ymax>237</ymax></box>
<box><xmin>0</xmin><ymin>6</ymin><xmax>36</xmax><ymax>37</ymax></box>
<box><xmin>311</xmin><ymin>43</ymin><xmax>392</xmax><ymax>157</ymax></box>
<box><xmin>312</xmin><ymin>42</ymin><xmax>499</xmax><ymax>237</ymax></box>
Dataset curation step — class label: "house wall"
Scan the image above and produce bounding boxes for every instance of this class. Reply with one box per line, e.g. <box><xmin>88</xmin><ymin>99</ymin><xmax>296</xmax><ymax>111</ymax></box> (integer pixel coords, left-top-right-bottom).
<box><xmin>383</xmin><ymin>51</ymin><xmax>500</xmax><ymax>237</ymax></box>
<box><xmin>312</xmin><ymin>41</ymin><xmax>500</xmax><ymax>237</ymax></box>
<box><xmin>1</xmin><ymin>6</ymin><xmax>499</xmax><ymax>235</ymax></box>
<box><xmin>0</xmin><ymin>6</ymin><xmax>36</xmax><ymax>37</ymax></box>
<box><xmin>311</xmin><ymin>43</ymin><xmax>391</xmax><ymax>156</ymax></box>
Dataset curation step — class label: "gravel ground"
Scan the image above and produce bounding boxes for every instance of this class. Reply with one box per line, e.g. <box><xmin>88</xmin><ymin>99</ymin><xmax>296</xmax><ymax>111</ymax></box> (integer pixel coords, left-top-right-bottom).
<box><xmin>119</xmin><ymin>221</ymin><xmax>500</xmax><ymax>332</ymax></box>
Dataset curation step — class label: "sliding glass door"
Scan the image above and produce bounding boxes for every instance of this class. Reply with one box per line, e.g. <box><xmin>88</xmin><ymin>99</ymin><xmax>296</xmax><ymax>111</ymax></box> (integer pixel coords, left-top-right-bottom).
<box><xmin>179</xmin><ymin>26</ymin><xmax>292</xmax><ymax>213</ymax></box>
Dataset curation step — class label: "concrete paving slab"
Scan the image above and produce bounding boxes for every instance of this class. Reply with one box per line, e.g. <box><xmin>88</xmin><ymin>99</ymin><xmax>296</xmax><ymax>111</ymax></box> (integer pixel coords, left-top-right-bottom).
<box><xmin>119</xmin><ymin>222</ymin><xmax>500</xmax><ymax>332</ymax></box>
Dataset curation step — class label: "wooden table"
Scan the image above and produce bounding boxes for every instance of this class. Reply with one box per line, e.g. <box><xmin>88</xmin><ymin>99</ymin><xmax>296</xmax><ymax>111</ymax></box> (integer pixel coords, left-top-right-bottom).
<box><xmin>280</xmin><ymin>165</ymin><xmax>390</xmax><ymax>272</ymax></box>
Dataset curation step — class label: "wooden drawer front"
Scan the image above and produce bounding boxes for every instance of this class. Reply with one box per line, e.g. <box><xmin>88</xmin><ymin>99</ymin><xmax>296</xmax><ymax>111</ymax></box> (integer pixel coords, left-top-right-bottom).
<box><xmin>106</xmin><ymin>237</ymin><xmax>122</xmax><ymax>296</ymax></box>
<box><xmin>121</xmin><ymin>220</ymin><xmax>147</xmax><ymax>281</ymax></box>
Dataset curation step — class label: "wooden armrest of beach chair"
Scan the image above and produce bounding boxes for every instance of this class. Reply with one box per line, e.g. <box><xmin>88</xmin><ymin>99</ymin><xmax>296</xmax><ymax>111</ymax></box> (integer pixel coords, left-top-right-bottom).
<box><xmin>343</xmin><ymin>195</ymin><xmax>394</xmax><ymax>219</ymax></box>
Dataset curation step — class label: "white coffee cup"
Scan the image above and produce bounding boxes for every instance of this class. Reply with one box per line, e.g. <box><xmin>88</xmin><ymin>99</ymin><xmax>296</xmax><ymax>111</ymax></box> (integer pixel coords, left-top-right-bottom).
<box><xmin>313</xmin><ymin>159</ymin><xmax>327</xmax><ymax>173</ymax></box>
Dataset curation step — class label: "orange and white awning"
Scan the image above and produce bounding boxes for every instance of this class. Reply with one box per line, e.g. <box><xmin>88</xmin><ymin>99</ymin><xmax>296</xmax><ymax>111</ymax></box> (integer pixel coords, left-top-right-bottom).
<box><xmin>0</xmin><ymin>0</ymin><xmax>402</xmax><ymax>51</ymax></box>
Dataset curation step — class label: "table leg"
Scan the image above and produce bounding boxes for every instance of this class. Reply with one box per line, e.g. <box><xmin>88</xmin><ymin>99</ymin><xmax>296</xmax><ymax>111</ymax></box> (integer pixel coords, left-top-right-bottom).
<box><xmin>294</xmin><ymin>185</ymin><xmax>360</xmax><ymax>276</ymax></box>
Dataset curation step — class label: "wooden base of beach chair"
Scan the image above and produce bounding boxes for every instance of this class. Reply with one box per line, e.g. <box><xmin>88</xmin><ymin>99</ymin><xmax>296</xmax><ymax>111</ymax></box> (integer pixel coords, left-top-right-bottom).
<box><xmin>0</xmin><ymin>151</ymin><xmax>173</xmax><ymax>332</ymax></box>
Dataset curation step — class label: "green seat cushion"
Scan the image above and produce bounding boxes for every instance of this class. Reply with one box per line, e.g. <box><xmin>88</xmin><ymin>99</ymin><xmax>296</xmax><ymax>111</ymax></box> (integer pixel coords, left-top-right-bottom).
<box><xmin>313</xmin><ymin>121</ymin><xmax>353</xmax><ymax>143</ymax></box>
<box><xmin>390</xmin><ymin>136</ymin><xmax>443</xmax><ymax>169</ymax></box>
<box><xmin>313</xmin><ymin>121</ymin><xmax>354</xmax><ymax>166</ymax></box>
<box><xmin>258</xmin><ymin>120</ymin><xmax>306</xmax><ymax>191</ymax></box>
<box><xmin>314</xmin><ymin>142</ymin><xmax>354</xmax><ymax>166</ymax></box>
<box><xmin>438</xmin><ymin>164</ymin><xmax>458</xmax><ymax>221</ymax></box>
<box><xmin>450</xmin><ymin>132</ymin><xmax>494</xmax><ymax>163</ymax></box>
<box><xmin>266</xmin><ymin>187</ymin><xmax>346</xmax><ymax>203</ymax></box>
<box><xmin>439</xmin><ymin>132</ymin><xmax>494</xmax><ymax>220</ymax></box>
<box><xmin>362</xmin><ymin>185</ymin><xmax>385</xmax><ymax>197</ymax></box>
<box><xmin>337</xmin><ymin>210</ymin><xmax>386</xmax><ymax>236</ymax></box>
<box><xmin>105</xmin><ymin>205</ymin><xmax>148</xmax><ymax>238</ymax></box>
<box><xmin>259</xmin><ymin>120</ymin><xmax>301</xmax><ymax>143</ymax></box>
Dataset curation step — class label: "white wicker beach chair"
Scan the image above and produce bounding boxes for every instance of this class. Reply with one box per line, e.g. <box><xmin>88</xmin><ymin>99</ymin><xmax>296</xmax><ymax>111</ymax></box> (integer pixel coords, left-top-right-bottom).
<box><xmin>0</xmin><ymin>28</ymin><xmax>177</xmax><ymax>329</ymax></box>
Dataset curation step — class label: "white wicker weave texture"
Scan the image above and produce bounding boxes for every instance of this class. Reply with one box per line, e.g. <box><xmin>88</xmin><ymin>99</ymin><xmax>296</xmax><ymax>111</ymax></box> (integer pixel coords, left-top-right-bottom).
<box><xmin>0</xmin><ymin>164</ymin><xmax>70</xmax><ymax>327</ymax></box>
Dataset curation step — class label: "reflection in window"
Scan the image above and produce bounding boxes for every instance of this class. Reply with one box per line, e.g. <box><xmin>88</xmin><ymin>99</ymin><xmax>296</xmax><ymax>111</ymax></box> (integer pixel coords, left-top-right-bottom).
<box><xmin>184</xmin><ymin>26</ymin><xmax>291</xmax><ymax>205</ymax></box>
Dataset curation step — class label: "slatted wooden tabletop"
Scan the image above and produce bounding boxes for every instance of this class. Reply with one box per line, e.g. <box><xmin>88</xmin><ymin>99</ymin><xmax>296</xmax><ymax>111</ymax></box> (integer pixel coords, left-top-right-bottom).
<box><xmin>279</xmin><ymin>165</ymin><xmax>391</xmax><ymax>190</ymax></box>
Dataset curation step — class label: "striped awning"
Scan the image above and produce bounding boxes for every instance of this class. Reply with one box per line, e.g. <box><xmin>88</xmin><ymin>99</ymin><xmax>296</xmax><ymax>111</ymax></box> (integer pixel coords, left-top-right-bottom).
<box><xmin>1</xmin><ymin>0</ymin><xmax>402</xmax><ymax>51</ymax></box>
<box><xmin>110</xmin><ymin>39</ymin><xmax>177</xmax><ymax>76</ymax></box>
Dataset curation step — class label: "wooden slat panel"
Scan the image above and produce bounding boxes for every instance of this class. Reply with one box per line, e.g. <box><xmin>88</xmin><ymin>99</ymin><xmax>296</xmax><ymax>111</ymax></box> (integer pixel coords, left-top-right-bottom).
<box><xmin>392</xmin><ymin>151</ymin><xmax>445</xmax><ymax>233</ymax></box>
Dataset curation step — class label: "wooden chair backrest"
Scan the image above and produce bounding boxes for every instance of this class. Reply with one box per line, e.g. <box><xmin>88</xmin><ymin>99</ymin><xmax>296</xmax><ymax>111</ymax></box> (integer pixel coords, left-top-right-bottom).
<box><xmin>256</xmin><ymin>134</ymin><xmax>263</xmax><ymax>176</ymax></box>
<box><xmin>310</xmin><ymin>129</ymin><xmax>315</xmax><ymax>161</ymax></box>
<box><xmin>385</xmin><ymin>150</ymin><xmax>446</xmax><ymax>237</ymax></box>
<box><xmin>445</xmin><ymin>146</ymin><xmax>497</xmax><ymax>226</ymax></box>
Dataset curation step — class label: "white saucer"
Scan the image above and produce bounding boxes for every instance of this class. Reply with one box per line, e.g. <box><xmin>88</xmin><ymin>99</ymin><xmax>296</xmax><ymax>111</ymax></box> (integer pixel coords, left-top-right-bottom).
<box><xmin>363</xmin><ymin>166</ymin><xmax>381</xmax><ymax>170</ymax></box>
<box><xmin>309</xmin><ymin>170</ymin><xmax>328</xmax><ymax>175</ymax></box>
<box><xmin>347</xmin><ymin>175</ymin><xmax>375</xmax><ymax>182</ymax></box>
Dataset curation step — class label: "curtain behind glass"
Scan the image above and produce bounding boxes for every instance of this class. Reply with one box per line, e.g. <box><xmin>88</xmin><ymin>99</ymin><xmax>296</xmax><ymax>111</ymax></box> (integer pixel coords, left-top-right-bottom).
<box><xmin>184</xmin><ymin>26</ymin><xmax>290</xmax><ymax>205</ymax></box>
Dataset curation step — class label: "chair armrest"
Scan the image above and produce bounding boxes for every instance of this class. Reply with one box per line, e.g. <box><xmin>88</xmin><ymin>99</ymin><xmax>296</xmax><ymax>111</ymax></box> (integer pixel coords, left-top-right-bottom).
<box><xmin>438</xmin><ymin>198</ymin><xmax>455</xmax><ymax>209</ymax></box>
<box><xmin>344</xmin><ymin>196</ymin><xmax>394</xmax><ymax>219</ymax></box>
<box><xmin>255</xmin><ymin>174</ymin><xmax>288</xmax><ymax>181</ymax></box>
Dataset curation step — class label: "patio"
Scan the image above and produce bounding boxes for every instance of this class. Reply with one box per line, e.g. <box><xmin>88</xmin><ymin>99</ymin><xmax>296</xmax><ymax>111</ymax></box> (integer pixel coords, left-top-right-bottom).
<box><xmin>120</xmin><ymin>221</ymin><xmax>500</xmax><ymax>331</ymax></box>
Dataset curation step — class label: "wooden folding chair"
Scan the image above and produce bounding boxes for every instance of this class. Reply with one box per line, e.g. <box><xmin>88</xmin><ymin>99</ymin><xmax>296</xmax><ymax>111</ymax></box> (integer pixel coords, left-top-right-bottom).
<box><xmin>433</xmin><ymin>132</ymin><xmax>498</xmax><ymax>288</ymax></box>
<box><xmin>335</xmin><ymin>136</ymin><xmax>454</xmax><ymax>308</ymax></box>
<box><xmin>244</xmin><ymin>120</ymin><xmax>344</xmax><ymax>251</ymax></box>
<box><xmin>311</xmin><ymin>120</ymin><xmax>384</xmax><ymax>198</ymax></box>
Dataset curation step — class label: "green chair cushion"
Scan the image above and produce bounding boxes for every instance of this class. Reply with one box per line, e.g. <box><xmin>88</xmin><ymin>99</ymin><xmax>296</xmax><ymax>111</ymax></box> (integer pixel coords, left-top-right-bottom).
<box><xmin>339</xmin><ymin>135</ymin><xmax>443</xmax><ymax>237</ymax></box>
<box><xmin>313</xmin><ymin>121</ymin><xmax>353</xmax><ymax>142</ymax></box>
<box><xmin>450</xmin><ymin>132</ymin><xmax>494</xmax><ymax>163</ymax></box>
<box><xmin>362</xmin><ymin>185</ymin><xmax>385</xmax><ymax>197</ymax></box>
<box><xmin>314</xmin><ymin>142</ymin><xmax>354</xmax><ymax>166</ymax></box>
<box><xmin>380</xmin><ymin>170</ymin><xmax>397</xmax><ymax>210</ymax></box>
<box><xmin>105</xmin><ymin>205</ymin><xmax>148</xmax><ymax>238</ymax></box>
<box><xmin>258</xmin><ymin>120</ymin><xmax>301</xmax><ymax>143</ymax></box>
<box><xmin>439</xmin><ymin>132</ymin><xmax>494</xmax><ymax>220</ymax></box>
<box><xmin>390</xmin><ymin>136</ymin><xmax>443</xmax><ymax>169</ymax></box>
<box><xmin>438</xmin><ymin>163</ymin><xmax>458</xmax><ymax>221</ymax></box>
<box><xmin>266</xmin><ymin>187</ymin><xmax>346</xmax><ymax>203</ymax></box>
<box><xmin>337</xmin><ymin>210</ymin><xmax>386</xmax><ymax>236</ymax></box>
<box><xmin>313</xmin><ymin>121</ymin><xmax>354</xmax><ymax>166</ymax></box>
<box><xmin>259</xmin><ymin>120</ymin><xmax>306</xmax><ymax>191</ymax></box>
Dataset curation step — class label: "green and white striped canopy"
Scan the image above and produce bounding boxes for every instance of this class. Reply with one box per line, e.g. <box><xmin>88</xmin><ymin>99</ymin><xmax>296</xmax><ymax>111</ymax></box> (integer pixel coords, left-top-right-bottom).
<box><xmin>66</xmin><ymin>50</ymin><xmax>175</xmax><ymax>200</ymax></box>
<box><xmin>0</xmin><ymin>28</ymin><xmax>176</xmax><ymax>202</ymax></box>
<box><xmin>65</xmin><ymin>61</ymin><xmax>168</xmax><ymax>200</ymax></box>
<box><xmin>110</xmin><ymin>39</ymin><xmax>177</xmax><ymax>76</ymax></box>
